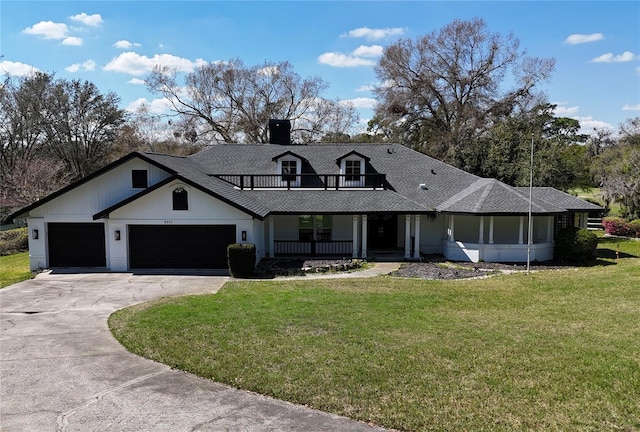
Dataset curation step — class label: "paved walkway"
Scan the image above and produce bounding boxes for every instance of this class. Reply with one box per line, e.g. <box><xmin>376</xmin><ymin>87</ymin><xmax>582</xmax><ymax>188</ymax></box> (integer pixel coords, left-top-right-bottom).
<box><xmin>0</xmin><ymin>267</ymin><xmax>395</xmax><ymax>431</ymax></box>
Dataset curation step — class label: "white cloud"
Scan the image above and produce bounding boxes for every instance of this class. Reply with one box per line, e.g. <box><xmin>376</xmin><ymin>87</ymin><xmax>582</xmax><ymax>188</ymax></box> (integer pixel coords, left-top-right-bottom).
<box><xmin>623</xmin><ymin>103</ymin><xmax>640</xmax><ymax>111</ymax></box>
<box><xmin>352</xmin><ymin>45</ymin><xmax>383</xmax><ymax>58</ymax></box>
<box><xmin>355</xmin><ymin>84</ymin><xmax>375</xmax><ymax>92</ymax></box>
<box><xmin>318</xmin><ymin>45</ymin><xmax>383</xmax><ymax>68</ymax></box>
<box><xmin>114</xmin><ymin>40</ymin><xmax>141</xmax><ymax>49</ymax></box>
<box><xmin>553</xmin><ymin>104</ymin><xmax>580</xmax><ymax>116</ymax></box>
<box><xmin>103</xmin><ymin>52</ymin><xmax>206</xmax><ymax>75</ymax></box>
<box><xmin>318</xmin><ymin>53</ymin><xmax>375</xmax><ymax>67</ymax></box>
<box><xmin>126</xmin><ymin>97</ymin><xmax>172</xmax><ymax>114</ymax></box>
<box><xmin>62</xmin><ymin>36</ymin><xmax>83</xmax><ymax>46</ymax></box>
<box><xmin>341</xmin><ymin>97</ymin><xmax>377</xmax><ymax>109</ymax></box>
<box><xmin>128</xmin><ymin>78</ymin><xmax>146</xmax><ymax>85</ymax></box>
<box><xmin>0</xmin><ymin>60</ymin><xmax>41</xmax><ymax>76</ymax></box>
<box><xmin>70</xmin><ymin>13</ymin><xmax>103</xmax><ymax>26</ymax></box>
<box><xmin>65</xmin><ymin>60</ymin><xmax>96</xmax><ymax>73</ymax></box>
<box><xmin>341</xmin><ymin>27</ymin><xmax>406</xmax><ymax>41</ymax></box>
<box><xmin>591</xmin><ymin>51</ymin><xmax>637</xmax><ymax>63</ymax></box>
<box><xmin>574</xmin><ymin>116</ymin><xmax>614</xmax><ymax>133</ymax></box>
<box><xmin>23</xmin><ymin>21</ymin><xmax>69</xmax><ymax>39</ymax></box>
<box><xmin>564</xmin><ymin>33</ymin><xmax>604</xmax><ymax>44</ymax></box>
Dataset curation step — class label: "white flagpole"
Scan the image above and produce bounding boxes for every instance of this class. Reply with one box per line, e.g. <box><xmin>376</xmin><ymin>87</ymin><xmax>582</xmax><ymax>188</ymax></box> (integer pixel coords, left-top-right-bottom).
<box><xmin>527</xmin><ymin>133</ymin><xmax>534</xmax><ymax>275</ymax></box>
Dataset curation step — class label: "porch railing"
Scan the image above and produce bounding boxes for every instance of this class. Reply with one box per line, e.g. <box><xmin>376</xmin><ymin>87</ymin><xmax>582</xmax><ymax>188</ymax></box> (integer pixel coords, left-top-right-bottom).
<box><xmin>214</xmin><ymin>174</ymin><xmax>386</xmax><ymax>190</ymax></box>
<box><xmin>274</xmin><ymin>240</ymin><xmax>353</xmax><ymax>256</ymax></box>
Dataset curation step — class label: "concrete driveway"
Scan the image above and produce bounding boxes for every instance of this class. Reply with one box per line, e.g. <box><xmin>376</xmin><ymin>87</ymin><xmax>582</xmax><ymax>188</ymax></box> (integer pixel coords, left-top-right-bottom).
<box><xmin>1</xmin><ymin>271</ymin><xmax>386</xmax><ymax>431</ymax></box>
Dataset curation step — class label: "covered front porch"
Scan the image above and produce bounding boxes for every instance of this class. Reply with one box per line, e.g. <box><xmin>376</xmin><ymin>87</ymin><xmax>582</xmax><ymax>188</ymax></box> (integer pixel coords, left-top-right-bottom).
<box><xmin>264</xmin><ymin>214</ymin><xmax>423</xmax><ymax>260</ymax></box>
<box><xmin>442</xmin><ymin>214</ymin><xmax>555</xmax><ymax>263</ymax></box>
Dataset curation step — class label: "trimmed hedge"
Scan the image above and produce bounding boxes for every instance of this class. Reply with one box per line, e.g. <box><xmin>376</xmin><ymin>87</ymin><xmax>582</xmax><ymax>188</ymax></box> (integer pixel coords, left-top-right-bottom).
<box><xmin>602</xmin><ymin>217</ymin><xmax>640</xmax><ymax>237</ymax></box>
<box><xmin>227</xmin><ymin>243</ymin><xmax>256</xmax><ymax>278</ymax></box>
<box><xmin>555</xmin><ymin>227</ymin><xmax>598</xmax><ymax>262</ymax></box>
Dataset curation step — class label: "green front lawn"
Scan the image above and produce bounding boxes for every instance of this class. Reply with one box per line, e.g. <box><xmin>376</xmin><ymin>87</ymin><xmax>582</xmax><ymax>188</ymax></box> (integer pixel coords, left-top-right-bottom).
<box><xmin>0</xmin><ymin>252</ymin><xmax>33</xmax><ymax>288</ymax></box>
<box><xmin>110</xmin><ymin>240</ymin><xmax>640</xmax><ymax>431</ymax></box>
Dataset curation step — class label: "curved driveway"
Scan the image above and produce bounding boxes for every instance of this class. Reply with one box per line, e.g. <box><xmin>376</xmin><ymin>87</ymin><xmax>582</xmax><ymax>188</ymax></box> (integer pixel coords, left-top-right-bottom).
<box><xmin>1</xmin><ymin>271</ymin><xmax>386</xmax><ymax>431</ymax></box>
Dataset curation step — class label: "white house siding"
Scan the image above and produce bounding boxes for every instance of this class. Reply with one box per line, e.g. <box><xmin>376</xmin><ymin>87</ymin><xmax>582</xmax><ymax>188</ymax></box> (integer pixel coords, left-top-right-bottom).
<box><xmin>29</xmin><ymin>159</ymin><xmax>171</xmax><ymax>220</ymax></box>
<box><xmin>419</xmin><ymin>215</ymin><xmax>446</xmax><ymax>255</ymax></box>
<box><xmin>106</xmin><ymin>180</ymin><xmax>253</xmax><ymax>271</ymax></box>
<box><xmin>332</xmin><ymin>215</ymin><xmax>353</xmax><ymax>241</ymax></box>
<box><xmin>273</xmin><ymin>215</ymin><xmax>300</xmax><ymax>241</ymax></box>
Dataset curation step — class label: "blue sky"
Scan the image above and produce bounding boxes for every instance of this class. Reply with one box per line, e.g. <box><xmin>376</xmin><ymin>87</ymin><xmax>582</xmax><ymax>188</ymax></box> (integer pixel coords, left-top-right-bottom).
<box><xmin>1</xmin><ymin>1</ymin><xmax>639</xmax><ymax>135</ymax></box>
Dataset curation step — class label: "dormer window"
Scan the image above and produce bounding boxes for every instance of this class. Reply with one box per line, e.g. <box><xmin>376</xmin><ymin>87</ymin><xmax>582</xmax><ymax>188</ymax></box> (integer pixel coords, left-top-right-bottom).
<box><xmin>345</xmin><ymin>160</ymin><xmax>361</xmax><ymax>182</ymax></box>
<box><xmin>273</xmin><ymin>151</ymin><xmax>304</xmax><ymax>188</ymax></box>
<box><xmin>281</xmin><ymin>160</ymin><xmax>297</xmax><ymax>182</ymax></box>
<box><xmin>337</xmin><ymin>151</ymin><xmax>367</xmax><ymax>187</ymax></box>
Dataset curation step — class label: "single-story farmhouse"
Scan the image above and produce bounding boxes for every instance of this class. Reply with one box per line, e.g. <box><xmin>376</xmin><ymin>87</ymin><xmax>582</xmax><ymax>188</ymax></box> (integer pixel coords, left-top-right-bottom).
<box><xmin>6</xmin><ymin>121</ymin><xmax>601</xmax><ymax>271</ymax></box>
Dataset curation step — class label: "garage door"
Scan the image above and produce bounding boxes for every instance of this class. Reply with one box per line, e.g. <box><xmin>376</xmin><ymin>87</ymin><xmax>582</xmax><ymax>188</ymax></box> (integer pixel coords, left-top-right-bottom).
<box><xmin>129</xmin><ymin>225</ymin><xmax>236</xmax><ymax>269</ymax></box>
<box><xmin>48</xmin><ymin>223</ymin><xmax>106</xmax><ymax>267</ymax></box>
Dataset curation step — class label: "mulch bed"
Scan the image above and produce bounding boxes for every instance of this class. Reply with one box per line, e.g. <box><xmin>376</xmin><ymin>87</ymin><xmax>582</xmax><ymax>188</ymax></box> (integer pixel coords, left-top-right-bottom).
<box><xmin>257</xmin><ymin>256</ymin><xmax>574</xmax><ymax>280</ymax></box>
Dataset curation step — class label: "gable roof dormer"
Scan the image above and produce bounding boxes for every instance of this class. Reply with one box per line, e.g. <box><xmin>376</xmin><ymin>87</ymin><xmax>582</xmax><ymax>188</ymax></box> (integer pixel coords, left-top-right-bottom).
<box><xmin>272</xmin><ymin>151</ymin><xmax>307</xmax><ymax>163</ymax></box>
<box><xmin>335</xmin><ymin>150</ymin><xmax>370</xmax><ymax>165</ymax></box>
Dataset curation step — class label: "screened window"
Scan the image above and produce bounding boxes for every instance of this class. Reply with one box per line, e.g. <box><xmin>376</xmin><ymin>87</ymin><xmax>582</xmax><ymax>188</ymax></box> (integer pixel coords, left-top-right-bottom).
<box><xmin>345</xmin><ymin>160</ymin><xmax>361</xmax><ymax>182</ymax></box>
<box><xmin>132</xmin><ymin>170</ymin><xmax>148</xmax><ymax>188</ymax></box>
<box><xmin>172</xmin><ymin>187</ymin><xmax>188</xmax><ymax>211</ymax></box>
<box><xmin>281</xmin><ymin>160</ymin><xmax>297</xmax><ymax>182</ymax></box>
<box><xmin>299</xmin><ymin>215</ymin><xmax>332</xmax><ymax>241</ymax></box>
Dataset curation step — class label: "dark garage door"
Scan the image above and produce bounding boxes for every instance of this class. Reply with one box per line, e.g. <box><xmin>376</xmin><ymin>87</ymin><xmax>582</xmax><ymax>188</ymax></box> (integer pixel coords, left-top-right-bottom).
<box><xmin>129</xmin><ymin>225</ymin><xmax>236</xmax><ymax>269</ymax></box>
<box><xmin>48</xmin><ymin>223</ymin><xmax>106</xmax><ymax>267</ymax></box>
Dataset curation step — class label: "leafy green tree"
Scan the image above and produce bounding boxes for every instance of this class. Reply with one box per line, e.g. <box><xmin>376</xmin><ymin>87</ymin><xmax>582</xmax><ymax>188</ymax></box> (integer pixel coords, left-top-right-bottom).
<box><xmin>474</xmin><ymin>104</ymin><xmax>590</xmax><ymax>190</ymax></box>
<box><xmin>593</xmin><ymin>118</ymin><xmax>640</xmax><ymax>218</ymax></box>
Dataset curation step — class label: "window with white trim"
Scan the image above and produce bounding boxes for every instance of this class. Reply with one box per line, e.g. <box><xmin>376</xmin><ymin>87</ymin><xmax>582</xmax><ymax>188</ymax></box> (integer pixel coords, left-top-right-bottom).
<box><xmin>340</xmin><ymin>157</ymin><xmax>364</xmax><ymax>186</ymax></box>
<box><xmin>281</xmin><ymin>160</ymin><xmax>297</xmax><ymax>182</ymax></box>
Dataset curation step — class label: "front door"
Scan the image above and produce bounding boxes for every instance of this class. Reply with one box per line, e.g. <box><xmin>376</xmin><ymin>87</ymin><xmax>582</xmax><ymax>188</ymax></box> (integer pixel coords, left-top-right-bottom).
<box><xmin>367</xmin><ymin>214</ymin><xmax>397</xmax><ymax>250</ymax></box>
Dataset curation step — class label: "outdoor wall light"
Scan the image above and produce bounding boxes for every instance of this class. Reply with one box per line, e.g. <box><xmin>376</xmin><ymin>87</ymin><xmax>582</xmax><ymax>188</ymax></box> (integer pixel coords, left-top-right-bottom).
<box><xmin>241</xmin><ymin>230</ymin><xmax>247</xmax><ymax>241</ymax></box>
<box><xmin>32</xmin><ymin>229</ymin><xmax>38</xmax><ymax>240</ymax></box>
<box><xmin>114</xmin><ymin>230</ymin><xmax>121</xmax><ymax>241</ymax></box>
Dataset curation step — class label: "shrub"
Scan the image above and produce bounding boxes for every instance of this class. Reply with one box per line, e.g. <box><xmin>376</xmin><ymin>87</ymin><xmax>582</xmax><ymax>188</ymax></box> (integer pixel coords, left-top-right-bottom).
<box><xmin>227</xmin><ymin>243</ymin><xmax>256</xmax><ymax>278</ymax></box>
<box><xmin>555</xmin><ymin>227</ymin><xmax>598</xmax><ymax>262</ymax></box>
<box><xmin>601</xmin><ymin>217</ymin><xmax>633</xmax><ymax>237</ymax></box>
<box><xmin>628</xmin><ymin>219</ymin><xmax>640</xmax><ymax>238</ymax></box>
<box><xmin>0</xmin><ymin>228</ymin><xmax>29</xmax><ymax>256</ymax></box>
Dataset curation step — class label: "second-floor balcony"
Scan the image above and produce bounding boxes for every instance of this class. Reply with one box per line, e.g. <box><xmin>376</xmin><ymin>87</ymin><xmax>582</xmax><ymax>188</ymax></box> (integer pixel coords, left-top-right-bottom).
<box><xmin>213</xmin><ymin>173</ymin><xmax>387</xmax><ymax>190</ymax></box>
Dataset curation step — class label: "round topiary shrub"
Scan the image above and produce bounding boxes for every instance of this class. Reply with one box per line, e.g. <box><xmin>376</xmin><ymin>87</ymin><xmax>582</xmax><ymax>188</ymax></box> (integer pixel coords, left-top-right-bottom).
<box><xmin>227</xmin><ymin>243</ymin><xmax>256</xmax><ymax>278</ymax></box>
<box><xmin>554</xmin><ymin>227</ymin><xmax>598</xmax><ymax>262</ymax></box>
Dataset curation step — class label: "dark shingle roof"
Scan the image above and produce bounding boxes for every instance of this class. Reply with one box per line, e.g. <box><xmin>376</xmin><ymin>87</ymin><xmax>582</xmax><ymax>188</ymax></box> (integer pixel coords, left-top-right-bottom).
<box><xmin>516</xmin><ymin>187</ymin><xmax>603</xmax><ymax>212</ymax></box>
<box><xmin>437</xmin><ymin>179</ymin><xmax>565</xmax><ymax>214</ymax></box>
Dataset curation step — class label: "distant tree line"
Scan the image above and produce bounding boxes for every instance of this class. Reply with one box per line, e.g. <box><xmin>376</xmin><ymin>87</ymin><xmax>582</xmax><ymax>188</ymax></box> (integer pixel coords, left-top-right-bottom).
<box><xmin>1</xmin><ymin>18</ymin><xmax>638</xmax><ymax>218</ymax></box>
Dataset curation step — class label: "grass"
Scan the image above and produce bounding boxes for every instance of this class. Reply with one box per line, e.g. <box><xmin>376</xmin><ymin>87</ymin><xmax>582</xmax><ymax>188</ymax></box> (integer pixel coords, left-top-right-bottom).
<box><xmin>0</xmin><ymin>252</ymin><xmax>34</xmax><ymax>288</ymax></box>
<box><xmin>110</xmin><ymin>239</ymin><xmax>640</xmax><ymax>431</ymax></box>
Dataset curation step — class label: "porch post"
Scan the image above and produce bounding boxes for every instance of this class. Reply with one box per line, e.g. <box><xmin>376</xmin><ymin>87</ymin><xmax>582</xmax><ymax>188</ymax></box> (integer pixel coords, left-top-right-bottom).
<box><xmin>519</xmin><ymin>216</ymin><xmax>524</xmax><ymax>244</ymax></box>
<box><xmin>479</xmin><ymin>216</ymin><xmax>485</xmax><ymax>244</ymax></box>
<box><xmin>269</xmin><ymin>216</ymin><xmax>275</xmax><ymax>257</ymax></box>
<box><xmin>405</xmin><ymin>215</ymin><xmax>411</xmax><ymax>259</ymax></box>
<box><xmin>448</xmin><ymin>214</ymin><xmax>455</xmax><ymax>241</ymax></box>
<box><xmin>413</xmin><ymin>215</ymin><xmax>421</xmax><ymax>259</ymax></box>
<box><xmin>547</xmin><ymin>215</ymin><xmax>553</xmax><ymax>242</ymax></box>
<box><xmin>352</xmin><ymin>215</ymin><xmax>359</xmax><ymax>258</ymax></box>
<box><xmin>489</xmin><ymin>216</ymin><xmax>494</xmax><ymax>244</ymax></box>
<box><xmin>361</xmin><ymin>215</ymin><xmax>368</xmax><ymax>258</ymax></box>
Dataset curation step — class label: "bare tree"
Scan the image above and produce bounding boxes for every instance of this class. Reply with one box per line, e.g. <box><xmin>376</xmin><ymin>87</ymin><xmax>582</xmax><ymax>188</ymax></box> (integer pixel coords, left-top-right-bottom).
<box><xmin>146</xmin><ymin>59</ymin><xmax>359</xmax><ymax>144</ymax></box>
<box><xmin>372</xmin><ymin>17</ymin><xmax>555</xmax><ymax>166</ymax></box>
